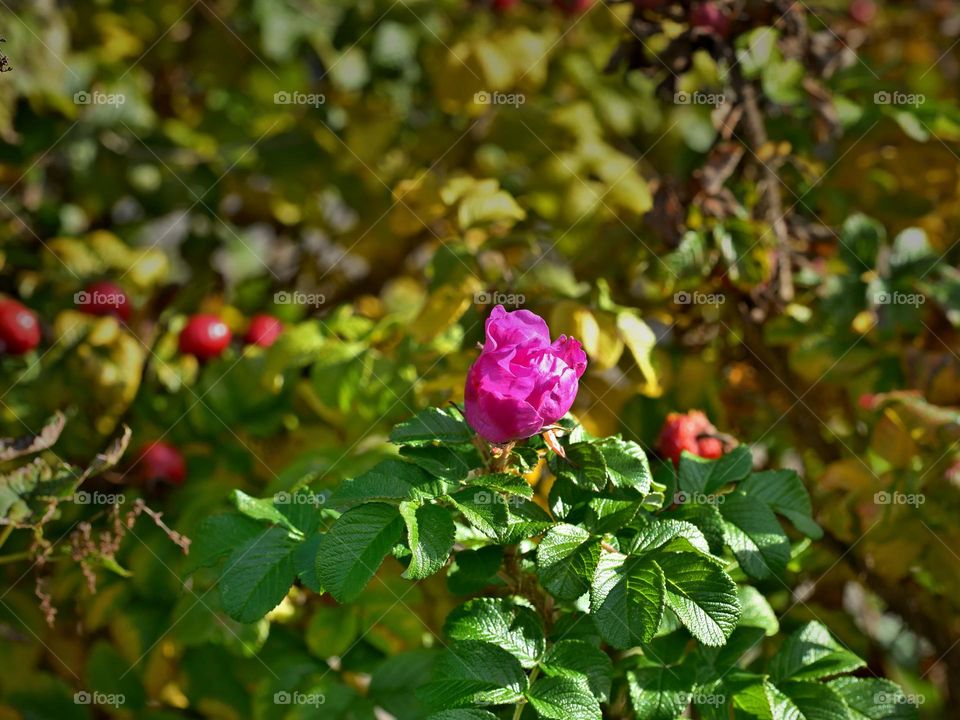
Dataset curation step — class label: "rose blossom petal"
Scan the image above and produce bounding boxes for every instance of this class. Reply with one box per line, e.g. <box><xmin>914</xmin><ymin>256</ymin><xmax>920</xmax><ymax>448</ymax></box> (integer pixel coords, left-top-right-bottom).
<box><xmin>464</xmin><ymin>388</ymin><xmax>544</xmax><ymax>444</ymax></box>
<box><xmin>551</xmin><ymin>335</ymin><xmax>588</xmax><ymax>378</ymax></box>
<box><xmin>483</xmin><ymin>305</ymin><xmax>551</xmax><ymax>352</ymax></box>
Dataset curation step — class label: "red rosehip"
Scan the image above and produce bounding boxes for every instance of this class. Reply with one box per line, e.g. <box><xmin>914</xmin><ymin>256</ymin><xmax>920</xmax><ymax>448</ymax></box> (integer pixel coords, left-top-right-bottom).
<box><xmin>658</xmin><ymin>410</ymin><xmax>725</xmax><ymax>466</ymax></box>
<box><xmin>179</xmin><ymin>314</ymin><xmax>232</xmax><ymax>360</ymax></box>
<box><xmin>553</xmin><ymin>0</ymin><xmax>593</xmax><ymax>14</ymax></box>
<box><xmin>0</xmin><ymin>299</ymin><xmax>41</xmax><ymax>355</ymax></box>
<box><xmin>849</xmin><ymin>0</ymin><xmax>876</xmax><ymax>24</ymax></box>
<box><xmin>137</xmin><ymin>441</ymin><xmax>186</xmax><ymax>485</ymax></box>
<box><xmin>690</xmin><ymin>2</ymin><xmax>731</xmax><ymax>37</ymax></box>
<box><xmin>77</xmin><ymin>280</ymin><xmax>131</xmax><ymax>322</ymax></box>
<box><xmin>244</xmin><ymin>314</ymin><xmax>283</xmax><ymax>348</ymax></box>
<box><xmin>492</xmin><ymin>0</ymin><xmax>519</xmax><ymax>10</ymax></box>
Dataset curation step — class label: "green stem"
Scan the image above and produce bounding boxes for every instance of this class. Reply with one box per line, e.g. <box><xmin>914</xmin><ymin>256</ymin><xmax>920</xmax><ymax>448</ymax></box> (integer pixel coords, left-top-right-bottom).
<box><xmin>0</xmin><ymin>524</ymin><xmax>14</xmax><ymax>552</ymax></box>
<box><xmin>0</xmin><ymin>550</ymin><xmax>31</xmax><ymax>565</ymax></box>
<box><xmin>512</xmin><ymin>666</ymin><xmax>540</xmax><ymax>720</ymax></box>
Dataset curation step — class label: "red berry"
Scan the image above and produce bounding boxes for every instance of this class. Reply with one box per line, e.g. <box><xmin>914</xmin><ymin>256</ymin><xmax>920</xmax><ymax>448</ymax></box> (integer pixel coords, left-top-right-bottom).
<box><xmin>658</xmin><ymin>410</ymin><xmax>725</xmax><ymax>466</ymax></box>
<box><xmin>492</xmin><ymin>0</ymin><xmax>519</xmax><ymax>10</ymax></box>
<box><xmin>137</xmin><ymin>441</ymin><xmax>186</xmax><ymax>485</ymax></box>
<box><xmin>553</xmin><ymin>0</ymin><xmax>593</xmax><ymax>14</ymax></box>
<box><xmin>0</xmin><ymin>299</ymin><xmax>41</xmax><ymax>355</ymax></box>
<box><xmin>244</xmin><ymin>314</ymin><xmax>283</xmax><ymax>348</ymax></box>
<box><xmin>690</xmin><ymin>2</ymin><xmax>731</xmax><ymax>36</ymax></box>
<box><xmin>179</xmin><ymin>314</ymin><xmax>232</xmax><ymax>360</ymax></box>
<box><xmin>849</xmin><ymin>0</ymin><xmax>876</xmax><ymax>24</ymax></box>
<box><xmin>77</xmin><ymin>280</ymin><xmax>131</xmax><ymax>322</ymax></box>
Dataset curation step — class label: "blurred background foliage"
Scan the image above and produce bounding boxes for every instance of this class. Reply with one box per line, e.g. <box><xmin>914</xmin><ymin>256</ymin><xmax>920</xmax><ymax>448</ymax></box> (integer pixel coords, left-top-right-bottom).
<box><xmin>1</xmin><ymin>0</ymin><xmax>960</xmax><ymax>718</ymax></box>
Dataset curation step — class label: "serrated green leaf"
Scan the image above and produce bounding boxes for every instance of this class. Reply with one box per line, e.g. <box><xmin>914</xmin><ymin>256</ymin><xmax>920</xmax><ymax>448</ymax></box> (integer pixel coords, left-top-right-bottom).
<box><xmin>187</xmin><ymin>513</ymin><xmax>264</xmax><ymax>572</ymax></box>
<box><xmin>391</xmin><ymin>407</ymin><xmax>474</xmax><ymax>445</ymax></box>
<box><xmin>468</xmin><ymin>472</ymin><xmax>534</xmax><ymax>499</ymax></box>
<box><xmin>219</xmin><ymin>527</ymin><xmax>299</xmax><ymax>622</ymax></box>
<box><xmin>657</xmin><ymin>552</ymin><xmax>740</xmax><ymax>647</ymax></box>
<box><xmin>316</xmin><ymin>503</ymin><xmax>404</xmax><ymax>602</ymax></box>
<box><xmin>448</xmin><ymin>487</ymin><xmax>508</xmax><ymax>539</ymax></box>
<box><xmin>447</xmin><ymin>546</ymin><xmax>504</xmax><ymax>595</ymax></box>
<box><xmin>541</xmin><ymin>640</ymin><xmax>613</xmax><ymax>702</ymax></box>
<box><xmin>778</xmin><ymin>680</ymin><xmax>851</xmax><ymax>720</ymax></box>
<box><xmin>590</xmin><ymin>552</ymin><xmax>665</xmax><ymax>649</ymax></box>
<box><xmin>400</xmin><ymin>501</ymin><xmax>455</xmax><ymax>579</ymax></box>
<box><xmin>720</xmin><ymin>492</ymin><xmax>790</xmax><ymax>579</ymax></box>
<box><xmin>427</xmin><ymin>712</ymin><xmax>499</xmax><ymax>720</ymax></box>
<box><xmin>537</xmin><ymin>523</ymin><xmax>601</xmax><ymax>601</ymax></box>
<box><xmin>739</xmin><ymin>470</ymin><xmax>822</xmax><ymax>539</ymax></box>
<box><xmin>554</xmin><ymin>442</ymin><xmax>608</xmax><ymax>492</ymax></box>
<box><xmin>627</xmin><ymin>664</ymin><xmax>696</xmax><ymax>720</ymax></box>
<box><xmin>598</xmin><ymin>437</ymin><xmax>652</xmax><ymax>493</ymax></box>
<box><xmin>626</xmin><ymin>519</ymin><xmax>711</xmax><ymax>556</ymax></box>
<box><xmin>332</xmin><ymin>458</ymin><xmax>449</xmax><ymax>506</ymax></box>
<box><xmin>500</xmin><ymin>497</ymin><xmax>553</xmax><ymax>544</ymax></box>
<box><xmin>417</xmin><ymin>641</ymin><xmax>527</xmax><ymax>710</ymax></box>
<box><xmin>827</xmin><ymin>677</ymin><xmax>919</xmax><ymax>720</ymax></box>
<box><xmin>401</xmin><ymin>444</ymin><xmax>482</xmax><ymax>481</ymax></box>
<box><xmin>527</xmin><ymin>675</ymin><xmax>601</xmax><ymax>720</ymax></box>
<box><xmin>231</xmin><ymin>489</ymin><xmax>302</xmax><ymax>535</ymax></box>
<box><xmin>770</xmin><ymin>622</ymin><xmax>865</xmax><ymax>683</ymax></box>
<box><xmin>444</xmin><ymin>597</ymin><xmax>544</xmax><ymax>668</ymax></box>
<box><xmin>678</xmin><ymin>446</ymin><xmax>752</xmax><ymax>495</ymax></box>
<box><xmin>737</xmin><ymin>585</ymin><xmax>779</xmax><ymax>636</ymax></box>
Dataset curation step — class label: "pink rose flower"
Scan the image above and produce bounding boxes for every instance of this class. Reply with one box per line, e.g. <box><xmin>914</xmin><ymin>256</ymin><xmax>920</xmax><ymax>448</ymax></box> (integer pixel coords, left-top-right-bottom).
<box><xmin>464</xmin><ymin>305</ymin><xmax>588</xmax><ymax>444</ymax></box>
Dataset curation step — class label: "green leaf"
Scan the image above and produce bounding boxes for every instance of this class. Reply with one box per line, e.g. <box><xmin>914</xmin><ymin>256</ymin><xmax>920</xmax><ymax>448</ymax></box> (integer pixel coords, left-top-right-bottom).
<box><xmin>737</xmin><ymin>585</ymin><xmax>779</xmax><ymax>636</ymax></box>
<box><xmin>778</xmin><ymin>680</ymin><xmax>851</xmax><ymax>720</ymax></box>
<box><xmin>468</xmin><ymin>472</ymin><xmax>534</xmax><ymax>499</ymax></box>
<box><xmin>739</xmin><ymin>470</ymin><xmax>822</xmax><ymax>539</ymax></box>
<box><xmin>332</xmin><ymin>458</ymin><xmax>449</xmax><ymax>506</ymax></box>
<box><xmin>627</xmin><ymin>664</ymin><xmax>696</xmax><ymax>720</ymax></box>
<box><xmin>554</xmin><ymin>442</ymin><xmax>608</xmax><ymax>492</ymax></box>
<box><xmin>294</xmin><ymin>533</ymin><xmax>323</xmax><ymax>591</ymax></box>
<box><xmin>391</xmin><ymin>407</ymin><xmax>474</xmax><ymax>445</ymax></box>
<box><xmin>668</xmin><ymin>502</ymin><xmax>726</xmax><ymax>554</ymax></box>
<box><xmin>626</xmin><ymin>519</ymin><xmax>711</xmax><ymax>556</ymax></box>
<box><xmin>400</xmin><ymin>501</ymin><xmax>455</xmax><ymax>580</ymax></box>
<box><xmin>231</xmin><ymin>489</ymin><xmax>302</xmax><ymax>535</ymax></box>
<box><xmin>657</xmin><ymin>552</ymin><xmax>740</xmax><ymax>647</ymax></box>
<box><xmin>590</xmin><ymin>552</ymin><xmax>665</xmax><ymax>649</ymax></box>
<box><xmin>316</xmin><ymin>503</ymin><xmax>404</xmax><ymax>602</ymax></box>
<box><xmin>678</xmin><ymin>446</ymin><xmax>752</xmax><ymax>495</ymax></box>
<box><xmin>0</xmin><ymin>411</ymin><xmax>65</xmax><ymax>461</ymax></box>
<box><xmin>770</xmin><ymin>622</ymin><xmax>865</xmax><ymax>682</ymax></box>
<box><xmin>537</xmin><ymin>523</ymin><xmax>601</xmax><ymax>601</ymax></box>
<box><xmin>448</xmin><ymin>487</ymin><xmax>508</xmax><ymax>539</ymax></box>
<box><xmin>541</xmin><ymin>640</ymin><xmax>613</xmax><ymax>702</ymax></box>
<box><xmin>447</xmin><ymin>546</ymin><xmax>505</xmax><ymax>595</ymax></box>
<box><xmin>598</xmin><ymin>437</ymin><xmax>652</xmax><ymax>493</ymax></box>
<box><xmin>371</xmin><ymin>650</ymin><xmax>439</xmax><ymax>719</ymax></box>
<box><xmin>827</xmin><ymin>677</ymin><xmax>919</xmax><ymax>720</ymax></box>
<box><xmin>527</xmin><ymin>675</ymin><xmax>601</xmax><ymax>720</ymax></box>
<box><xmin>427</xmin><ymin>712</ymin><xmax>499</xmax><ymax>720</ymax></box>
<box><xmin>444</xmin><ymin>597</ymin><xmax>545</xmax><ymax>668</ymax></box>
<box><xmin>401</xmin><ymin>444</ymin><xmax>482</xmax><ymax>481</ymax></box>
<box><xmin>417</xmin><ymin>641</ymin><xmax>527</xmax><ymax>710</ymax></box>
<box><xmin>720</xmin><ymin>492</ymin><xmax>790</xmax><ymax>579</ymax></box>
<box><xmin>219</xmin><ymin>527</ymin><xmax>299</xmax><ymax>623</ymax></box>
<box><xmin>187</xmin><ymin>513</ymin><xmax>264</xmax><ymax>571</ymax></box>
